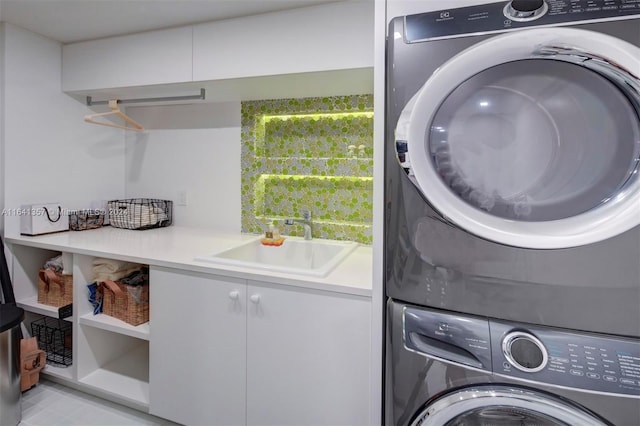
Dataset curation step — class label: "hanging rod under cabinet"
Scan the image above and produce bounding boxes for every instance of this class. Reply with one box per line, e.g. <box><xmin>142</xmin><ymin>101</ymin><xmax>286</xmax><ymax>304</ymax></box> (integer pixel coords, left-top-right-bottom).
<box><xmin>86</xmin><ymin>88</ymin><xmax>206</xmax><ymax>106</ymax></box>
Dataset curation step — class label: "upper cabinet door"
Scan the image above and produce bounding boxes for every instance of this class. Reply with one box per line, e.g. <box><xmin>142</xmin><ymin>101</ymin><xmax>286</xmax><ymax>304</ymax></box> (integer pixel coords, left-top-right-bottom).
<box><xmin>192</xmin><ymin>1</ymin><xmax>374</xmax><ymax>81</ymax></box>
<box><xmin>62</xmin><ymin>27</ymin><xmax>193</xmax><ymax>92</ymax></box>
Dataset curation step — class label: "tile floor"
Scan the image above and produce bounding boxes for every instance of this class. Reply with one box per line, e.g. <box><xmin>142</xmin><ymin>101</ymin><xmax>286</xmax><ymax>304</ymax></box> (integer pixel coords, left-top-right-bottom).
<box><xmin>20</xmin><ymin>379</ymin><xmax>178</xmax><ymax>426</ymax></box>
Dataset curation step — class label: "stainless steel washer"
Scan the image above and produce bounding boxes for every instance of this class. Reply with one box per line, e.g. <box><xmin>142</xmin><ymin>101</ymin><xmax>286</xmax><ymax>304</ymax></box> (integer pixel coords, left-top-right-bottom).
<box><xmin>387</xmin><ymin>301</ymin><xmax>640</xmax><ymax>425</ymax></box>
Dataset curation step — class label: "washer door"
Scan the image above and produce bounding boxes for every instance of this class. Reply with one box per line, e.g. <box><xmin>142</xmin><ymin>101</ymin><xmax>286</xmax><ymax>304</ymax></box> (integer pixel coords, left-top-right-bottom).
<box><xmin>412</xmin><ymin>386</ymin><xmax>609</xmax><ymax>426</ymax></box>
<box><xmin>403</xmin><ymin>27</ymin><xmax>640</xmax><ymax>249</ymax></box>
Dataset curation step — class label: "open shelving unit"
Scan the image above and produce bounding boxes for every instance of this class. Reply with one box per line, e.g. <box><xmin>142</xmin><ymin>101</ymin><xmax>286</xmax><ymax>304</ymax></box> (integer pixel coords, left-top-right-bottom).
<box><xmin>9</xmin><ymin>245</ymin><xmax>152</xmax><ymax>411</ymax></box>
<box><xmin>74</xmin><ymin>253</ymin><xmax>151</xmax><ymax>409</ymax></box>
<box><xmin>77</xmin><ymin>325</ymin><xmax>149</xmax><ymax>409</ymax></box>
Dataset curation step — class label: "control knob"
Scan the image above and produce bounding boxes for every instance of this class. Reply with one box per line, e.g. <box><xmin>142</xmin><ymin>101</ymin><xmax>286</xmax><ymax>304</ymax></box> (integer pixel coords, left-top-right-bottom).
<box><xmin>502</xmin><ymin>331</ymin><xmax>548</xmax><ymax>372</ymax></box>
<box><xmin>504</xmin><ymin>0</ymin><xmax>548</xmax><ymax>21</ymax></box>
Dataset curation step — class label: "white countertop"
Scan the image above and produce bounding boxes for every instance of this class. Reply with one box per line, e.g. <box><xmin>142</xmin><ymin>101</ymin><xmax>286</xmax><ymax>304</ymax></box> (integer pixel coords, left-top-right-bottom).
<box><xmin>6</xmin><ymin>226</ymin><xmax>373</xmax><ymax>297</ymax></box>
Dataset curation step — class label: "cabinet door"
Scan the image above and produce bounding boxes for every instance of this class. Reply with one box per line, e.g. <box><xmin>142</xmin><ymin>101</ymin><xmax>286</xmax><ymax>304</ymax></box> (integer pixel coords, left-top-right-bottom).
<box><xmin>149</xmin><ymin>267</ymin><xmax>246</xmax><ymax>426</ymax></box>
<box><xmin>62</xmin><ymin>27</ymin><xmax>192</xmax><ymax>91</ymax></box>
<box><xmin>247</xmin><ymin>282</ymin><xmax>371</xmax><ymax>426</ymax></box>
<box><xmin>193</xmin><ymin>1</ymin><xmax>373</xmax><ymax>81</ymax></box>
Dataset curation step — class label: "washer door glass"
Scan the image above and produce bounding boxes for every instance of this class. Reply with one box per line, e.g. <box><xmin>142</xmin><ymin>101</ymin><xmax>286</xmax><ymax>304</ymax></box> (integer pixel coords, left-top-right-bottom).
<box><xmin>447</xmin><ymin>406</ymin><xmax>568</xmax><ymax>426</ymax></box>
<box><xmin>406</xmin><ymin>27</ymin><xmax>640</xmax><ymax>249</ymax></box>
<box><xmin>431</xmin><ymin>59</ymin><xmax>639</xmax><ymax>222</ymax></box>
<box><xmin>412</xmin><ymin>386</ymin><xmax>609</xmax><ymax>426</ymax></box>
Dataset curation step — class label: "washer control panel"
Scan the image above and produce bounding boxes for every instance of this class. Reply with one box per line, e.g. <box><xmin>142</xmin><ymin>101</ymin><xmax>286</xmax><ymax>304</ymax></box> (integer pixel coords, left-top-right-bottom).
<box><xmin>404</xmin><ymin>0</ymin><xmax>640</xmax><ymax>42</ymax></box>
<box><xmin>402</xmin><ymin>305</ymin><xmax>640</xmax><ymax>396</ymax></box>
<box><xmin>491</xmin><ymin>321</ymin><xmax>640</xmax><ymax>396</ymax></box>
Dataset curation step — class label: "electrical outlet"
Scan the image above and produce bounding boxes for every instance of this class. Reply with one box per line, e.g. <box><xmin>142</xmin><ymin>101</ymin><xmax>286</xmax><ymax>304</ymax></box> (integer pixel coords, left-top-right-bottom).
<box><xmin>177</xmin><ymin>190</ymin><xmax>188</xmax><ymax>206</ymax></box>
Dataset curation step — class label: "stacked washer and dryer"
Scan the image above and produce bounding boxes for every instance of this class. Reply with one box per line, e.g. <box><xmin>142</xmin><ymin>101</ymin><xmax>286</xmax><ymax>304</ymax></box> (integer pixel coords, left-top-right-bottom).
<box><xmin>384</xmin><ymin>1</ymin><xmax>640</xmax><ymax>424</ymax></box>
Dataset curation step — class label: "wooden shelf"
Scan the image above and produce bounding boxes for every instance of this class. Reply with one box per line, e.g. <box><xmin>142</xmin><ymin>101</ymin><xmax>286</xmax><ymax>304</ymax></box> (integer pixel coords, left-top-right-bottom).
<box><xmin>79</xmin><ymin>313</ymin><xmax>149</xmax><ymax>341</ymax></box>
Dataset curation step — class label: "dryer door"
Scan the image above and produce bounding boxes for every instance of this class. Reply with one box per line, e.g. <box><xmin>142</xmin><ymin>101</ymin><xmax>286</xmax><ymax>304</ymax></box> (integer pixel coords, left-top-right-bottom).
<box><xmin>404</xmin><ymin>27</ymin><xmax>640</xmax><ymax>249</ymax></box>
<box><xmin>412</xmin><ymin>385</ymin><xmax>609</xmax><ymax>426</ymax></box>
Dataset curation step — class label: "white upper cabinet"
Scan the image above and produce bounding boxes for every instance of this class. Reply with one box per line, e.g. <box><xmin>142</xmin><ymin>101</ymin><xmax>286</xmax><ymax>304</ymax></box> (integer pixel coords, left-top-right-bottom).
<box><xmin>193</xmin><ymin>1</ymin><xmax>374</xmax><ymax>81</ymax></box>
<box><xmin>62</xmin><ymin>27</ymin><xmax>193</xmax><ymax>92</ymax></box>
<box><xmin>61</xmin><ymin>1</ymin><xmax>374</xmax><ymax>98</ymax></box>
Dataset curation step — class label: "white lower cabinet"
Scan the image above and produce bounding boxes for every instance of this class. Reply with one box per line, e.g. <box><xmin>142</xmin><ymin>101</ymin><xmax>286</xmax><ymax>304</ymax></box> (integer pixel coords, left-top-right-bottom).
<box><xmin>149</xmin><ymin>267</ymin><xmax>371</xmax><ymax>426</ymax></box>
<box><xmin>149</xmin><ymin>267</ymin><xmax>247</xmax><ymax>425</ymax></box>
<box><xmin>9</xmin><ymin>243</ymin><xmax>371</xmax><ymax>426</ymax></box>
<box><xmin>246</xmin><ymin>281</ymin><xmax>371</xmax><ymax>426</ymax></box>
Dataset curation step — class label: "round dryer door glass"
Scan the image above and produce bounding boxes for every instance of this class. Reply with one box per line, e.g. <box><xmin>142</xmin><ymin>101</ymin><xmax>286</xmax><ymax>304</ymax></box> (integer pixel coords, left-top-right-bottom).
<box><xmin>429</xmin><ymin>59</ymin><xmax>640</xmax><ymax>222</ymax></box>
<box><xmin>407</xmin><ymin>28</ymin><xmax>640</xmax><ymax>249</ymax></box>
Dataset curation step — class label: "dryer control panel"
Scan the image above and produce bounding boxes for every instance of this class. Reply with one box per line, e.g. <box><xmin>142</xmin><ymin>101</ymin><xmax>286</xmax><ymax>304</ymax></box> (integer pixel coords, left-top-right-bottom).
<box><xmin>404</xmin><ymin>0</ymin><xmax>640</xmax><ymax>42</ymax></box>
<box><xmin>491</xmin><ymin>321</ymin><xmax>640</xmax><ymax>396</ymax></box>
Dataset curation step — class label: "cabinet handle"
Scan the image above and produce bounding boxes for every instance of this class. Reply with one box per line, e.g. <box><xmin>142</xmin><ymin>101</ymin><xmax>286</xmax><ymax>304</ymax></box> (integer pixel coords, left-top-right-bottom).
<box><xmin>229</xmin><ymin>290</ymin><xmax>240</xmax><ymax>300</ymax></box>
<box><xmin>250</xmin><ymin>294</ymin><xmax>261</xmax><ymax>304</ymax></box>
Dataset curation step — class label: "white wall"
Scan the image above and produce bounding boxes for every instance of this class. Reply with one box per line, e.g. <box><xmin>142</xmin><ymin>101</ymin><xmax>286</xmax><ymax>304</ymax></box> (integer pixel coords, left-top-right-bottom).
<box><xmin>124</xmin><ymin>102</ymin><xmax>241</xmax><ymax>231</ymax></box>
<box><xmin>2</xmin><ymin>23</ymin><xmax>126</xmax><ymax>237</ymax></box>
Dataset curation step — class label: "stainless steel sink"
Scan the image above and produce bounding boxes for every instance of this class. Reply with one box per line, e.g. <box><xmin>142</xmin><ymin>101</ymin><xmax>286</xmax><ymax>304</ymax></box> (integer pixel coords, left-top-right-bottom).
<box><xmin>195</xmin><ymin>237</ymin><xmax>358</xmax><ymax>277</ymax></box>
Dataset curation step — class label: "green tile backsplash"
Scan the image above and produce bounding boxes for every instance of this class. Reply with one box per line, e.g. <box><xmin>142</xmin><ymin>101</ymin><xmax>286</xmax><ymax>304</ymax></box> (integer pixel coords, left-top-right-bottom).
<box><xmin>241</xmin><ymin>95</ymin><xmax>374</xmax><ymax>244</ymax></box>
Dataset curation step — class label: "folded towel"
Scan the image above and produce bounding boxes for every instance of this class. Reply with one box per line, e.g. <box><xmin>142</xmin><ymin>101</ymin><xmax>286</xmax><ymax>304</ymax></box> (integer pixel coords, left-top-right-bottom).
<box><xmin>44</xmin><ymin>255</ymin><xmax>63</xmax><ymax>273</ymax></box>
<box><xmin>92</xmin><ymin>258</ymin><xmax>143</xmax><ymax>282</ymax></box>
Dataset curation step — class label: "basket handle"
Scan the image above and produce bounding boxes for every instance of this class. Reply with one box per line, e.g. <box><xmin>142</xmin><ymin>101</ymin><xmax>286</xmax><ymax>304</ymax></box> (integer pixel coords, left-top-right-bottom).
<box><xmin>43</xmin><ymin>206</ymin><xmax>62</xmax><ymax>223</ymax></box>
<box><xmin>39</xmin><ymin>269</ymin><xmax>66</xmax><ymax>295</ymax></box>
<box><xmin>101</xmin><ymin>280</ymin><xmax>124</xmax><ymax>297</ymax></box>
<box><xmin>100</xmin><ymin>280</ymin><xmax>130</xmax><ymax>311</ymax></box>
<box><xmin>22</xmin><ymin>349</ymin><xmax>46</xmax><ymax>372</ymax></box>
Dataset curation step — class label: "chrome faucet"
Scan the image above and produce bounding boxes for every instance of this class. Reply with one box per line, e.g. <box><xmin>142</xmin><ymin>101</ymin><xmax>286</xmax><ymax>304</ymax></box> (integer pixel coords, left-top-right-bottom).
<box><xmin>284</xmin><ymin>210</ymin><xmax>313</xmax><ymax>240</ymax></box>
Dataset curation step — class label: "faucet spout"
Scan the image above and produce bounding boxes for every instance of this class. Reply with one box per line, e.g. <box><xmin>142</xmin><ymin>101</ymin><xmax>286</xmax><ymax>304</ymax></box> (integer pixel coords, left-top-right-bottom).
<box><xmin>284</xmin><ymin>210</ymin><xmax>313</xmax><ymax>240</ymax></box>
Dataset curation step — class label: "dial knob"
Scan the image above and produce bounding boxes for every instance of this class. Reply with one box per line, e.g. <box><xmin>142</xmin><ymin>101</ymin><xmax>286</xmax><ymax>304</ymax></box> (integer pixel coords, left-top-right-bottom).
<box><xmin>511</xmin><ymin>0</ymin><xmax>544</xmax><ymax>12</ymax></box>
<box><xmin>504</xmin><ymin>0</ymin><xmax>548</xmax><ymax>21</ymax></box>
<box><xmin>502</xmin><ymin>331</ymin><xmax>548</xmax><ymax>373</ymax></box>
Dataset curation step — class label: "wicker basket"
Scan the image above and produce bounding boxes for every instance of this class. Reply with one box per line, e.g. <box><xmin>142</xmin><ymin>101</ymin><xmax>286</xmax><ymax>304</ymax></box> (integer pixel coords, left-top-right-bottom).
<box><xmin>101</xmin><ymin>279</ymin><xmax>149</xmax><ymax>326</ymax></box>
<box><xmin>37</xmin><ymin>269</ymin><xmax>73</xmax><ymax>307</ymax></box>
<box><xmin>69</xmin><ymin>209</ymin><xmax>105</xmax><ymax>231</ymax></box>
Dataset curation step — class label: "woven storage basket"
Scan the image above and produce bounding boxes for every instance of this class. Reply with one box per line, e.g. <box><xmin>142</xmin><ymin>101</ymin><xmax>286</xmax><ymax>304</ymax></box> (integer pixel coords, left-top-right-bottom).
<box><xmin>37</xmin><ymin>269</ymin><xmax>73</xmax><ymax>307</ymax></box>
<box><xmin>69</xmin><ymin>209</ymin><xmax>104</xmax><ymax>231</ymax></box>
<box><xmin>101</xmin><ymin>279</ymin><xmax>149</xmax><ymax>326</ymax></box>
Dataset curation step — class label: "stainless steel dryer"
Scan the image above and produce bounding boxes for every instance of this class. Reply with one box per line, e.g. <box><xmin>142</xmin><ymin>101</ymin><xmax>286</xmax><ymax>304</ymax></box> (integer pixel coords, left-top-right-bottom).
<box><xmin>384</xmin><ymin>0</ymin><xmax>640</xmax><ymax>424</ymax></box>
<box><xmin>385</xmin><ymin>0</ymin><xmax>640</xmax><ymax>338</ymax></box>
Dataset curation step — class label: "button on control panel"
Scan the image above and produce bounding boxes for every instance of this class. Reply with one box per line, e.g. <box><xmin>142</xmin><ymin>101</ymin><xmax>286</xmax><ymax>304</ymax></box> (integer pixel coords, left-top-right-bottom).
<box><xmin>491</xmin><ymin>321</ymin><xmax>640</xmax><ymax>396</ymax></box>
<box><xmin>504</xmin><ymin>0</ymin><xmax>549</xmax><ymax>21</ymax></box>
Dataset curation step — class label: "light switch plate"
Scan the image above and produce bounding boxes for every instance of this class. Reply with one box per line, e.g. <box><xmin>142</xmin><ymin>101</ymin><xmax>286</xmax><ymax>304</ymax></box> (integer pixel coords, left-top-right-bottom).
<box><xmin>177</xmin><ymin>190</ymin><xmax>188</xmax><ymax>206</ymax></box>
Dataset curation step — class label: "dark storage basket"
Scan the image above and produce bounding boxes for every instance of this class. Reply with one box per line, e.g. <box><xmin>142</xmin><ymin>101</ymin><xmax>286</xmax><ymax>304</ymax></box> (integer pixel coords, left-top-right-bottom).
<box><xmin>31</xmin><ymin>316</ymin><xmax>72</xmax><ymax>367</ymax></box>
<box><xmin>107</xmin><ymin>198</ymin><xmax>172</xmax><ymax>230</ymax></box>
<box><xmin>69</xmin><ymin>209</ymin><xmax>105</xmax><ymax>231</ymax></box>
